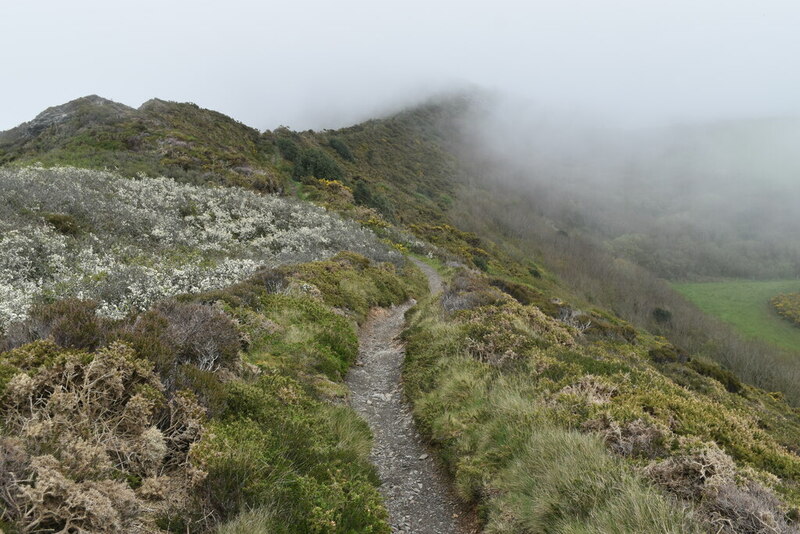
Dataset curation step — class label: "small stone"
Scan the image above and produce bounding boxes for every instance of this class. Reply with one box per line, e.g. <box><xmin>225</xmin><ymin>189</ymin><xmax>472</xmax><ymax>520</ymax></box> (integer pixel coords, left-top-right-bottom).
<box><xmin>419</xmin><ymin>453</ymin><xmax>428</xmax><ymax>460</ymax></box>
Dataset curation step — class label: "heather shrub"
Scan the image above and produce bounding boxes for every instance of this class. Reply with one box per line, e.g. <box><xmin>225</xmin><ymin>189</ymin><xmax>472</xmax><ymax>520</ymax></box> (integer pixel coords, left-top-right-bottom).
<box><xmin>2</xmin><ymin>299</ymin><xmax>108</xmax><ymax>351</ymax></box>
<box><xmin>43</xmin><ymin>211</ymin><xmax>84</xmax><ymax>236</ymax></box>
<box><xmin>113</xmin><ymin>302</ymin><xmax>242</xmax><ymax>395</ymax></box>
<box><xmin>0</xmin><ymin>165</ymin><xmax>398</xmax><ymax>331</ymax></box>
<box><xmin>156</xmin><ymin>301</ymin><xmax>242</xmax><ymax>372</ymax></box>
<box><xmin>441</xmin><ymin>269</ymin><xmax>507</xmax><ymax>313</ymax></box>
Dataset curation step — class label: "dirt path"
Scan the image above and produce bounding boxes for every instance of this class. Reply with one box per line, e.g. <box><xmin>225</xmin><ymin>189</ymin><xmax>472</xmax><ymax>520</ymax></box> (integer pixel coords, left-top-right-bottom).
<box><xmin>410</xmin><ymin>257</ymin><xmax>444</xmax><ymax>296</ymax></box>
<box><xmin>346</xmin><ymin>259</ymin><xmax>473</xmax><ymax>534</ymax></box>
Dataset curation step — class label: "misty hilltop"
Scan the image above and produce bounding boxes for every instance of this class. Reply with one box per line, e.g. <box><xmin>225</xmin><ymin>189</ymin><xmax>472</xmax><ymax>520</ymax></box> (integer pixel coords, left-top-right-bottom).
<box><xmin>3</xmin><ymin>94</ymin><xmax>800</xmax><ymax>534</ymax></box>
<box><xmin>0</xmin><ymin>95</ymin><xmax>278</xmax><ymax>191</ymax></box>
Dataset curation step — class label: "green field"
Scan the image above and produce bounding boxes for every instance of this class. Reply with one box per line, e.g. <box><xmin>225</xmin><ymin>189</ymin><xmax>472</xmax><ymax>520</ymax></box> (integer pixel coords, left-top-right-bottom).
<box><xmin>674</xmin><ymin>280</ymin><xmax>800</xmax><ymax>353</ymax></box>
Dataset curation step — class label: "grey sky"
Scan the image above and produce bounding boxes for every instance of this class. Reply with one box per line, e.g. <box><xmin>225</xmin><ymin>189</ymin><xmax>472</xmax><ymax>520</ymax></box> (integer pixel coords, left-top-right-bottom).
<box><xmin>2</xmin><ymin>0</ymin><xmax>799</xmax><ymax>132</ymax></box>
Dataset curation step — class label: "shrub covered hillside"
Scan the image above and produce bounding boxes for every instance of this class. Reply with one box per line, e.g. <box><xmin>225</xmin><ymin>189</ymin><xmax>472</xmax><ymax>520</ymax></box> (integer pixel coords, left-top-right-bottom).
<box><xmin>6</xmin><ymin>95</ymin><xmax>800</xmax><ymax>533</ymax></box>
<box><xmin>0</xmin><ymin>252</ymin><xmax>426</xmax><ymax>533</ymax></box>
<box><xmin>404</xmin><ymin>267</ymin><xmax>800</xmax><ymax>533</ymax></box>
<box><xmin>0</xmin><ymin>96</ymin><xmax>283</xmax><ymax>192</ymax></box>
<box><xmin>0</xmin><ymin>165</ymin><xmax>397</xmax><ymax>332</ymax></box>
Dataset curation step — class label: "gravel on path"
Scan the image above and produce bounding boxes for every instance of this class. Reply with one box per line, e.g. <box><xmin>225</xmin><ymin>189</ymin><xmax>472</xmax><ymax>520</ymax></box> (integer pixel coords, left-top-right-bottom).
<box><xmin>346</xmin><ymin>259</ymin><xmax>475</xmax><ymax>534</ymax></box>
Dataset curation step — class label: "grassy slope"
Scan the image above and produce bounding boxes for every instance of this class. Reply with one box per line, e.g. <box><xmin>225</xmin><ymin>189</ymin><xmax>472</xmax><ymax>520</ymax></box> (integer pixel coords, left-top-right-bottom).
<box><xmin>403</xmin><ymin>270</ymin><xmax>800</xmax><ymax>532</ymax></box>
<box><xmin>674</xmin><ymin>280</ymin><xmax>800</xmax><ymax>353</ymax></box>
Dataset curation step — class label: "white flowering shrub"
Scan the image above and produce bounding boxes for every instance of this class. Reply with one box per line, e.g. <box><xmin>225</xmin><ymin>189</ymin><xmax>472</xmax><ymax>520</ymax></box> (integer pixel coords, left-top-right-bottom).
<box><xmin>0</xmin><ymin>165</ymin><xmax>398</xmax><ymax>330</ymax></box>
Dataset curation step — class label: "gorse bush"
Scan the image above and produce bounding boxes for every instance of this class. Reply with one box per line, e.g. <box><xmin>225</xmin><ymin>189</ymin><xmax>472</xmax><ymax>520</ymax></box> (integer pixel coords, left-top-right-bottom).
<box><xmin>0</xmin><ymin>165</ymin><xmax>398</xmax><ymax>331</ymax></box>
<box><xmin>278</xmin><ymin>251</ymin><xmax>428</xmax><ymax>324</ymax></box>
<box><xmin>0</xmin><ymin>341</ymin><xmax>206</xmax><ymax>533</ymax></box>
<box><xmin>772</xmin><ymin>292</ymin><xmax>800</xmax><ymax>327</ymax></box>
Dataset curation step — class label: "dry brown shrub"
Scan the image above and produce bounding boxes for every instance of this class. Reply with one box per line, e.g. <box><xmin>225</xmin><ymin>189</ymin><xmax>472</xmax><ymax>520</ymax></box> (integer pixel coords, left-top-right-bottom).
<box><xmin>704</xmin><ymin>480</ymin><xmax>799</xmax><ymax>534</ymax></box>
<box><xmin>583</xmin><ymin>415</ymin><xmax>669</xmax><ymax>458</ymax></box>
<box><xmin>643</xmin><ymin>444</ymin><xmax>736</xmax><ymax>500</ymax></box>
<box><xmin>643</xmin><ymin>444</ymin><xmax>798</xmax><ymax>533</ymax></box>
<box><xmin>0</xmin><ymin>342</ymin><xmax>206</xmax><ymax>532</ymax></box>
<box><xmin>559</xmin><ymin>375</ymin><xmax>618</xmax><ymax>405</ymax></box>
<box><xmin>0</xmin><ymin>437</ymin><xmax>30</xmax><ymax>526</ymax></box>
<box><xmin>18</xmin><ymin>455</ymin><xmax>140</xmax><ymax>533</ymax></box>
<box><xmin>155</xmin><ymin>301</ymin><xmax>242</xmax><ymax>372</ymax></box>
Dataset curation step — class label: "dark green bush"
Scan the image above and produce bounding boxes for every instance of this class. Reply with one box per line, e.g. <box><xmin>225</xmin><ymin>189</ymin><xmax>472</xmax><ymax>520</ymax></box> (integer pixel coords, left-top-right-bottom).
<box><xmin>328</xmin><ymin>137</ymin><xmax>354</xmax><ymax>161</ymax></box>
<box><xmin>195</xmin><ymin>376</ymin><xmax>389</xmax><ymax>533</ymax></box>
<box><xmin>688</xmin><ymin>359</ymin><xmax>743</xmax><ymax>393</ymax></box>
<box><xmin>648</xmin><ymin>343</ymin><xmax>688</xmax><ymax>364</ymax></box>
<box><xmin>276</xmin><ymin>137</ymin><xmax>300</xmax><ymax>162</ymax></box>
<box><xmin>256</xmin><ymin>294</ymin><xmax>358</xmax><ymax>379</ymax></box>
<box><xmin>472</xmin><ymin>253</ymin><xmax>489</xmax><ymax>272</ymax></box>
<box><xmin>489</xmin><ymin>277</ymin><xmax>542</xmax><ymax>305</ymax></box>
<box><xmin>293</xmin><ymin>148</ymin><xmax>343</xmax><ymax>182</ymax></box>
<box><xmin>353</xmin><ymin>180</ymin><xmax>394</xmax><ymax>218</ymax></box>
<box><xmin>652</xmin><ymin>307</ymin><xmax>673</xmax><ymax>323</ymax></box>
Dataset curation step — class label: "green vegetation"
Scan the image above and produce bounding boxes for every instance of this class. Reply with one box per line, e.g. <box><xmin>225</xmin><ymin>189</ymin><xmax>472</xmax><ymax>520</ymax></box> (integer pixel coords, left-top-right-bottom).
<box><xmin>0</xmin><ymin>253</ymin><xmax>424</xmax><ymax>533</ymax></box>
<box><xmin>674</xmin><ymin>280</ymin><xmax>800</xmax><ymax>353</ymax></box>
<box><xmin>328</xmin><ymin>137</ymin><xmax>354</xmax><ymax>161</ymax></box>
<box><xmin>8</xmin><ymin>94</ymin><xmax>800</xmax><ymax>532</ymax></box>
<box><xmin>293</xmin><ymin>148</ymin><xmax>344</xmax><ymax>182</ymax></box>
<box><xmin>404</xmin><ymin>270</ymin><xmax>800</xmax><ymax>532</ymax></box>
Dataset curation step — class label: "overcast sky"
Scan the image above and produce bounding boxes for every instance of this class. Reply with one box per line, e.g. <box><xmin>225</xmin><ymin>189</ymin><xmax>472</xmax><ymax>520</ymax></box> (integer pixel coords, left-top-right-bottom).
<box><xmin>2</xmin><ymin>0</ymin><xmax>799</xmax><ymax>132</ymax></box>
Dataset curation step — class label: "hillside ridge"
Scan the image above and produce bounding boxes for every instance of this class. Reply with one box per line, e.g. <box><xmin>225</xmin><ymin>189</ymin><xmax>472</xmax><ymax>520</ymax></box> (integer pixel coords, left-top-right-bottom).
<box><xmin>4</xmin><ymin>95</ymin><xmax>800</xmax><ymax>533</ymax></box>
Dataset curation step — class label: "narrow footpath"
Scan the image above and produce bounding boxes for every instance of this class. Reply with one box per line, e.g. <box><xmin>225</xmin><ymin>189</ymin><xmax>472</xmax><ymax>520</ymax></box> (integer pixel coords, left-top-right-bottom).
<box><xmin>346</xmin><ymin>259</ymin><xmax>473</xmax><ymax>534</ymax></box>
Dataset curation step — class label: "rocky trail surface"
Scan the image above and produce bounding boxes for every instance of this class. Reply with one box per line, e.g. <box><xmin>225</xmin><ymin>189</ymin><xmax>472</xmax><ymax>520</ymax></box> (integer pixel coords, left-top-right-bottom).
<box><xmin>346</xmin><ymin>259</ymin><xmax>474</xmax><ymax>534</ymax></box>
